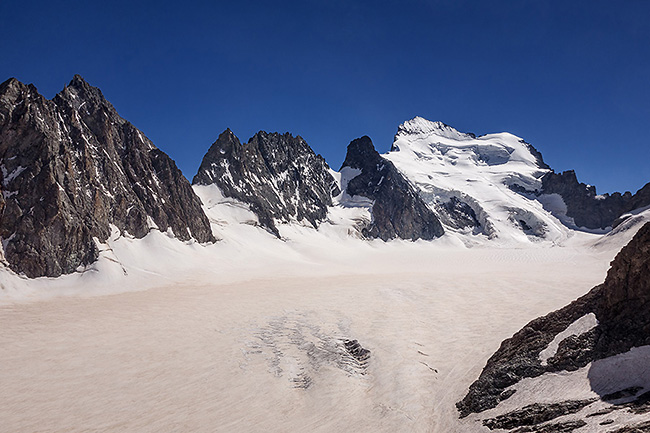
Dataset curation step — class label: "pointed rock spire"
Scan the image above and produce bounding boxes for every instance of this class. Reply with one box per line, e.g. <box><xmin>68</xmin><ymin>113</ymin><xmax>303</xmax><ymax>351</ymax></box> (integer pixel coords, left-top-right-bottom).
<box><xmin>193</xmin><ymin>129</ymin><xmax>339</xmax><ymax>235</ymax></box>
<box><xmin>341</xmin><ymin>136</ymin><xmax>444</xmax><ymax>241</ymax></box>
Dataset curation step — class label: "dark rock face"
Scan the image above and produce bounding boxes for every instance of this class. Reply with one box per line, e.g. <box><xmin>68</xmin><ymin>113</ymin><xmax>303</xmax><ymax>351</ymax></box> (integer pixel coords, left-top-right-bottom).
<box><xmin>458</xmin><ymin>222</ymin><xmax>650</xmax><ymax>423</ymax></box>
<box><xmin>340</xmin><ymin>136</ymin><xmax>444</xmax><ymax>240</ymax></box>
<box><xmin>601</xmin><ymin>386</ymin><xmax>644</xmax><ymax>402</ymax></box>
<box><xmin>623</xmin><ymin>391</ymin><xmax>650</xmax><ymax>414</ymax></box>
<box><xmin>0</xmin><ymin>76</ymin><xmax>214</xmax><ymax>277</ymax></box>
<box><xmin>456</xmin><ymin>287</ymin><xmax>600</xmax><ymax>417</ymax></box>
<box><xmin>595</xmin><ymin>220</ymin><xmax>650</xmax><ymax>357</ymax></box>
<box><xmin>483</xmin><ymin>399</ymin><xmax>595</xmax><ymax>430</ymax></box>
<box><xmin>193</xmin><ymin>129</ymin><xmax>339</xmax><ymax>236</ymax></box>
<box><xmin>608</xmin><ymin>420</ymin><xmax>650</xmax><ymax>433</ymax></box>
<box><xmin>439</xmin><ymin>196</ymin><xmax>481</xmax><ymax>231</ymax></box>
<box><xmin>343</xmin><ymin>339</ymin><xmax>371</xmax><ymax>364</ymax></box>
<box><xmin>541</xmin><ymin>170</ymin><xmax>650</xmax><ymax>229</ymax></box>
<box><xmin>510</xmin><ymin>420</ymin><xmax>587</xmax><ymax>433</ymax></box>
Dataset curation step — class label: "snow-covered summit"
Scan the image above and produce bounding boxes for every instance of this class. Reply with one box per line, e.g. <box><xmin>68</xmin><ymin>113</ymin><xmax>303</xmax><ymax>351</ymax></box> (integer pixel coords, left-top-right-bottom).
<box><xmin>384</xmin><ymin>117</ymin><xmax>565</xmax><ymax>243</ymax></box>
<box><xmin>394</xmin><ymin>117</ymin><xmax>475</xmax><ymax>142</ymax></box>
<box><xmin>392</xmin><ymin>117</ymin><xmax>546</xmax><ymax>171</ymax></box>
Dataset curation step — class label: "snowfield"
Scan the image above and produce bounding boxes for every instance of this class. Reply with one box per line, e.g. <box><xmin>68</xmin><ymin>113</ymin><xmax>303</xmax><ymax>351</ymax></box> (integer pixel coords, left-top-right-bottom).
<box><xmin>1</xmin><ymin>117</ymin><xmax>648</xmax><ymax>432</ymax></box>
<box><xmin>1</xmin><ymin>197</ymin><xmax>646</xmax><ymax>432</ymax></box>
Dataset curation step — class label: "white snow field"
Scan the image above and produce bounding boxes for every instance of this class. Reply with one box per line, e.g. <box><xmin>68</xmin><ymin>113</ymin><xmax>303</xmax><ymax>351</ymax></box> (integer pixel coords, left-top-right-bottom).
<box><xmin>1</xmin><ymin>187</ymin><xmax>648</xmax><ymax>433</ymax></box>
<box><xmin>1</xmin><ymin>118</ymin><xmax>648</xmax><ymax>432</ymax></box>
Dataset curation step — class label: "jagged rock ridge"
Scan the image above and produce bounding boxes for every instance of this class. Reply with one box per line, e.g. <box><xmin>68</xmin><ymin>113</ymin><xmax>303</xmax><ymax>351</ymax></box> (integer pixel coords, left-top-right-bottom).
<box><xmin>193</xmin><ymin>129</ymin><xmax>340</xmax><ymax>235</ymax></box>
<box><xmin>457</xmin><ymin>221</ymin><xmax>650</xmax><ymax>430</ymax></box>
<box><xmin>0</xmin><ymin>76</ymin><xmax>214</xmax><ymax>277</ymax></box>
<box><xmin>540</xmin><ymin>170</ymin><xmax>650</xmax><ymax>230</ymax></box>
<box><xmin>340</xmin><ymin>135</ymin><xmax>444</xmax><ymax>240</ymax></box>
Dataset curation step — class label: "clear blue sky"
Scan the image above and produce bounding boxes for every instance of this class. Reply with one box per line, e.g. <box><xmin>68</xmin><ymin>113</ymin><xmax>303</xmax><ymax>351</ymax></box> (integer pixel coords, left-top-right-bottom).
<box><xmin>1</xmin><ymin>0</ymin><xmax>648</xmax><ymax>193</ymax></box>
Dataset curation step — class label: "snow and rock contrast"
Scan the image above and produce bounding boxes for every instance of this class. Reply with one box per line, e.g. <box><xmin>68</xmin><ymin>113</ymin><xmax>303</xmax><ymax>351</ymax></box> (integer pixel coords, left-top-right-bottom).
<box><xmin>540</xmin><ymin>169</ymin><xmax>650</xmax><ymax>230</ymax></box>
<box><xmin>0</xmin><ymin>222</ymin><xmax>619</xmax><ymax>433</ymax></box>
<box><xmin>193</xmin><ymin>129</ymin><xmax>339</xmax><ymax>236</ymax></box>
<box><xmin>0</xmin><ymin>76</ymin><xmax>214</xmax><ymax>277</ymax></box>
<box><xmin>338</xmin><ymin>135</ymin><xmax>444</xmax><ymax>241</ymax></box>
<box><xmin>457</xmin><ymin>221</ymin><xmax>650</xmax><ymax>432</ymax></box>
<box><xmin>382</xmin><ymin>117</ymin><xmax>568</xmax><ymax>243</ymax></box>
<box><xmin>2</xmin><ymin>75</ymin><xmax>650</xmax><ymax>432</ymax></box>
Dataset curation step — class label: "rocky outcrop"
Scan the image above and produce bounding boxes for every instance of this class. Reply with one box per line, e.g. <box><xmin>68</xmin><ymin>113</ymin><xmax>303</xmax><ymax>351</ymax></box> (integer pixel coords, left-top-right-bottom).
<box><xmin>456</xmin><ymin>287</ymin><xmax>601</xmax><ymax>417</ymax></box>
<box><xmin>0</xmin><ymin>76</ymin><xmax>214</xmax><ymax>277</ymax></box>
<box><xmin>457</xmin><ymin>222</ymin><xmax>650</xmax><ymax>425</ymax></box>
<box><xmin>540</xmin><ymin>170</ymin><xmax>650</xmax><ymax>229</ymax></box>
<box><xmin>608</xmin><ymin>421</ymin><xmax>650</xmax><ymax>433</ymax></box>
<box><xmin>483</xmin><ymin>399</ymin><xmax>595</xmax><ymax>430</ymax></box>
<box><xmin>340</xmin><ymin>136</ymin><xmax>444</xmax><ymax>241</ymax></box>
<box><xmin>193</xmin><ymin>129</ymin><xmax>339</xmax><ymax>236</ymax></box>
<box><xmin>524</xmin><ymin>140</ymin><xmax>551</xmax><ymax>171</ymax></box>
<box><xmin>438</xmin><ymin>196</ymin><xmax>481</xmax><ymax>231</ymax></box>
<box><xmin>595</xmin><ymin>219</ymin><xmax>650</xmax><ymax>356</ymax></box>
<box><xmin>508</xmin><ymin>420</ymin><xmax>587</xmax><ymax>433</ymax></box>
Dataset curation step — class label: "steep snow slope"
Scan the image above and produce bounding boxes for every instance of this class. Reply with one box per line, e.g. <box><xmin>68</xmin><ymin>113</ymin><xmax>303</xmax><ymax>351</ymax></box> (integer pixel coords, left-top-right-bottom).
<box><xmin>383</xmin><ymin>117</ymin><xmax>570</xmax><ymax>244</ymax></box>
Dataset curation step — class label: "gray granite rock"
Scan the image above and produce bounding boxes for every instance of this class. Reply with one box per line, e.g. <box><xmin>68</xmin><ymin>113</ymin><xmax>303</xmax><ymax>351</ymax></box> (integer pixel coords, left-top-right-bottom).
<box><xmin>340</xmin><ymin>136</ymin><xmax>444</xmax><ymax>241</ymax></box>
<box><xmin>483</xmin><ymin>399</ymin><xmax>595</xmax><ymax>430</ymax></box>
<box><xmin>511</xmin><ymin>420</ymin><xmax>587</xmax><ymax>433</ymax></box>
<box><xmin>458</xmin><ymin>222</ymin><xmax>650</xmax><ymax>419</ymax></box>
<box><xmin>193</xmin><ymin>129</ymin><xmax>339</xmax><ymax>236</ymax></box>
<box><xmin>0</xmin><ymin>76</ymin><xmax>214</xmax><ymax>277</ymax></box>
<box><xmin>541</xmin><ymin>170</ymin><xmax>650</xmax><ymax>230</ymax></box>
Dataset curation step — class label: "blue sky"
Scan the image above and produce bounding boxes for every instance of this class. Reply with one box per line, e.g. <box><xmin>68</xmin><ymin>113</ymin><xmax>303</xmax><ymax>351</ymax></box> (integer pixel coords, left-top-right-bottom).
<box><xmin>1</xmin><ymin>0</ymin><xmax>648</xmax><ymax>193</ymax></box>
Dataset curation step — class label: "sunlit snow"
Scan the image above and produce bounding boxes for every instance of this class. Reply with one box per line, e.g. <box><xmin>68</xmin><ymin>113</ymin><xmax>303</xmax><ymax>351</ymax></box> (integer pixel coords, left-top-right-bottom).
<box><xmin>0</xmin><ymin>119</ymin><xmax>649</xmax><ymax>431</ymax></box>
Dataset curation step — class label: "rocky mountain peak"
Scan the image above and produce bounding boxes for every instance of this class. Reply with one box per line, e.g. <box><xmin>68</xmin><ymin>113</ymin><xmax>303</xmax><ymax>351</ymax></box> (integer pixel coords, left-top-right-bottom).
<box><xmin>395</xmin><ymin>116</ymin><xmax>475</xmax><ymax>144</ymax></box>
<box><xmin>340</xmin><ymin>136</ymin><xmax>381</xmax><ymax>170</ymax></box>
<box><xmin>248</xmin><ymin>131</ymin><xmax>314</xmax><ymax>166</ymax></box>
<box><xmin>193</xmin><ymin>129</ymin><xmax>339</xmax><ymax>235</ymax></box>
<box><xmin>0</xmin><ymin>77</ymin><xmax>43</xmax><ymax>107</ymax></box>
<box><xmin>0</xmin><ymin>77</ymin><xmax>38</xmax><ymax>93</ymax></box>
<box><xmin>66</xmin><ymin>74</ymin><xmax>104</xmax><ymax>98</ymax></box>
<box><xmin>216</xmin><ymin>128</ymin><xmax>239</xmax><ymax>148</ymax></box>
<box><xmin>54</xmin><ymin>75</ymin><xmax>119</xmax><ymax>119</ymax></box>
<box><xmin>340</xmin><ymin>136</ymin><xmax>444</xmax><ymax>241</ymax></box>
<box><xmin>0</xmin><ymin>77</ymin><xmax>21</xmax><ymax>88</ymax></box>
<box><xmin>0</xmin><ymin>76</ymin><xmax>214</xmax><ymax>277</ymax></box>
<box><xmin>0</xmin><ymin>77</ymin><xmax>27</xmax><ymax>96</ymax></box>
<box><xmin>540</xmin><ymin>170</ymin><xmax>650</xmax><ymax>230</ymax></box>
<box><xmin>221</xmin><ymin>127</ymin><xmax>236</xmax><ymax>138</ymax></box>
<box><xmin>70</xmin><ymin>73</ymin><xmax>88</xmax><ymax>87</ymax></box>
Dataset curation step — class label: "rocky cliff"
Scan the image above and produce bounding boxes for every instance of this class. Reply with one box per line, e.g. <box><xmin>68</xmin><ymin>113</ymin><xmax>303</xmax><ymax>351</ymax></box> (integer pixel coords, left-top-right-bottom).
<box><xmin>541</xmin><ymin>170</ymin><xmax>650</xmax><ymax>230</ymax></box>
<box><xmin>457</xmin><ymin>221</ymin><xmax>650</xmax><ymax>431</ymax></box>
<box><xmin>0</xmin><ymin>76</ymin><xmax>214</xmax><ymax>278</ymax></box>
<box><xmin>340</xmin><ymin>136</ymin><xmax>444</xmax><ymax>240</ymax></box>
<box><xmin>193</xmin><ymin>129</ymin><xmax>339</xmax><ymax>236</ymax></box>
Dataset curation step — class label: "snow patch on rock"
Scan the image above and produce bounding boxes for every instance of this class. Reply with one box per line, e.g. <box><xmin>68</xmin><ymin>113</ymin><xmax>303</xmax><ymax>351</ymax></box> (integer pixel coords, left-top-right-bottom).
<box><xmin>539</xmin><ymin>313</ymin><xmax>599</xmax><ymax>366</ymax></box>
